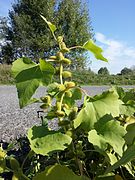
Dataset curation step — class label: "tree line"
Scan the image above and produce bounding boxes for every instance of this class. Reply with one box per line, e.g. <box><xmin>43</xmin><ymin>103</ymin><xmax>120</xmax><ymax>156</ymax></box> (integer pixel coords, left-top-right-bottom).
<box><xmin>0</xmin><ymin>0</ymin><xmax>93</xmax><ymax>69</ymax></box>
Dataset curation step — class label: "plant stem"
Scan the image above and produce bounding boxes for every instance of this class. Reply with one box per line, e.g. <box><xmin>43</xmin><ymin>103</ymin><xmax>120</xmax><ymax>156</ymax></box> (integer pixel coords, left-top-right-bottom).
<box><xmin>59</xmin><ymin>92</ymin><xmax>65</xmax><ymax>111</ymax></box>
<box><xmin>21</xmin><ymin>150</ymin><xmax>33</xmax><ymax>169</ymax></box>
<box><xmin>60</xmin><ymin>63</ymin><xmax>63</xmax><ymax>84</ymax></box>
<box><xmin>77</xmin><ymin>87</ymin><xmax>89</xmax><ymax>96</ymax></box>
<box><xmin>69</xmin><ymin>46</ymin><xmax>83</xmax><ymax>50</ymax></box>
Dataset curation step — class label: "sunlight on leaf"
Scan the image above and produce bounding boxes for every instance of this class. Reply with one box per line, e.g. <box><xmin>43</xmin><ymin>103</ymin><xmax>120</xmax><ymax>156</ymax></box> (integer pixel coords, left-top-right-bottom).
<box><xmin>27</xmin><ymin>126</ymin><xmax>72</xmax><ymax>155</ymax></box>
<box><xmin>83</xmin><ymin>40</ymin><xmax>108</xmax><ymax>62</ymax></box>
<box><xmin>12</xmin><ymin>58</ymin><xmax>55</xmax><ymax>108</ymax></box>
<box><xmin>74</xmin><ymin>90</ymin><xmax>121</xmax><ymax>131</ymax></box>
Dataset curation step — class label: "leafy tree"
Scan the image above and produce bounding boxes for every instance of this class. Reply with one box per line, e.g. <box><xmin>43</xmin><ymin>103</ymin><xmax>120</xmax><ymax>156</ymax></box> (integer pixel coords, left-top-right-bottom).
<box><xmin>7</xmin><ymin>0</ymin><xmax>93</xmax><ymax>68</ymax></box>
<box><xmin>8</xmin><ymin>0</ymin><xmax>56</xmax><ymax>62</ymax></box>
<box><xmin>0</xmin><ymin>17</ymin><xmax>8</xmax><ymax>40</ymax></box>
<box><xmin>0</xmin><ymin>17</ymin><xmax>11</xmax><ymax>63</ymax></box>
<box><xmin>1</xmin><ymin>43</ymin><xmax>13</xmax><ymax>64</ymax></box>
<box><xmin>98</xmin><ymin>67</ymin><xmax>109</xmax><ymax>75</ymax></box>
<box><xmin>121</xmin><ymin>67</ymin><xmax>132</xmax><ymax>75</ymax></box>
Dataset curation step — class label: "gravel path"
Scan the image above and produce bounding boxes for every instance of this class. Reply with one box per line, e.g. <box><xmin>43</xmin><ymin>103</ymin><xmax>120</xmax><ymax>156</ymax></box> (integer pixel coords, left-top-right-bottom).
<box><xmin>0</xmin><ymin>85</ymin><xmax>134</xmax><ymax>142</ymax></box>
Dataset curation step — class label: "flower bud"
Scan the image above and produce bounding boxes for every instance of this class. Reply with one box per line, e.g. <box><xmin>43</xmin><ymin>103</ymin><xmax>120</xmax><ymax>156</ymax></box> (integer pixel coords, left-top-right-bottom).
<box><xmin>49</xmin><ymin>56</ymin><xmax>57</xmax><ymax>60</ymax></box>
<box><xmin>56</xmin><ymin>110</ymin><xmax>65</xmax><ymax>117</ymax></box>
<box><xmin>40</xmin><ymin>95</ymin><xmax>51</xmax><ymax>105</ymax></box>
<box><xmin>10</xmin><ymin>157</ymin><xmax>20</xmax><ymax>171</ymax></box>
<box><xmin>56</xmin><ymin>52</ymin><xmax>64</xmax><ymax>61</ymax></box>
<box><xmin>65</xmin><ymin>81</ymin><xmax>75</xmax><ymax>88</ymax></box>
<box><xmin>61</xmin><ymin>58</ymin><xmax>71</xmax><ymax>65</ymax></box>
<box><xmin>57</xmin><ymin>84</ymin><xmax>66</xmax><ymax>91</ymax></box>
<box><xmin>56</xmin><ymin>101</ymin><xmax>61</xmax><ymax>111</ymax></box>
<box><xmin>40</xmin><ymin>103</ymin><xmax>49</xmax><ymax>109</ymax></box>
<box><xmin>62</xmin><ymin>71</ymin><xmax>72</xmax><ymax>78</ymax></box>
<box><xmin>65</xmin><ymin>90</ymin><xmax>72</xmax><ymax>98</ymax></box>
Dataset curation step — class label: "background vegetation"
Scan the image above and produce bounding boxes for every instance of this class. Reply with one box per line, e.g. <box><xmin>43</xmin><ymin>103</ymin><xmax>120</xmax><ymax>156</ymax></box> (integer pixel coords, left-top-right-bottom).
<box><xmin>0</xmin><ymin>0</ymin><xmax>93</xmax><ymax>69</ymax></box>
<box><xmin>0</xmin><ymin>64</ymin><xmax>135</xmax><ymax>85</ymax></box>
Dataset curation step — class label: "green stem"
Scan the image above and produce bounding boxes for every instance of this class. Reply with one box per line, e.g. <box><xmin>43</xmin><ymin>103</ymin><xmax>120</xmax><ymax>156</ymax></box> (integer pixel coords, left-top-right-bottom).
<box><xmin>59</xmin><ymin>92</ymin><xmax>65</xmax><ymax>111</ymax></box>
<box><xmin>52</xmin><ymin>32</ymin><xmax>57</xmax><ymax>42</ymax></box>
<box><xmin>21</xmin><ymin>150</ymin><xmax>33</xmax><ymax>169</ymax></box>
<box><xmin>69</xmin><ymin>46</ymin><xmax>83</xmax><ymax>50</ymax></box>
<box><xmin>60</xmin><ymin>63</ymin><xmax>63</xmax><ymax>84</ymax></box>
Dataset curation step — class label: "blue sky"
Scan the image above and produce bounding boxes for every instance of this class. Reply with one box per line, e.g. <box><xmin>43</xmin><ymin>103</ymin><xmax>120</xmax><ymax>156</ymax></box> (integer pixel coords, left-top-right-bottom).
<box><xmin>0</xmin><ymin>0</ymin><xmax>135</xmax><ymax>74</ymax></box>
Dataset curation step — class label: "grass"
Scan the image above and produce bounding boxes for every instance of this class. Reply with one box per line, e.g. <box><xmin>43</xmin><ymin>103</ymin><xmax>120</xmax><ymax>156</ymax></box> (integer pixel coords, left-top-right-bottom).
<box><xmin>0</xmin><ymin>64</ymin><xmax>135</xmax><ymax>86</ymax></box>
<box><xmin>0</xmin><ymin>64</ymin><xmax>14</xmax><ymax>84</ymax></box>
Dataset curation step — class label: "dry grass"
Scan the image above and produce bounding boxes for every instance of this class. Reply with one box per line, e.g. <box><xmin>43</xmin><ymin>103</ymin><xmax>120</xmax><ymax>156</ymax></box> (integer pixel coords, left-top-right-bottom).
<box><xmin>0</xmin><ymin>64</ymin><xmax>14</xmax><ymax>84</ymax></box>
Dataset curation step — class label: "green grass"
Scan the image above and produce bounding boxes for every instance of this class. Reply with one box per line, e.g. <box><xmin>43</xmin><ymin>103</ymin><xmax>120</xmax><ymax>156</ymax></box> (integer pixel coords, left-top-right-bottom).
<box><xmin>0</xmin><ymin>65</ymin><xmax>135</xmax><ymax>85</ymax></box>
<box><xmin>0</xmin><ymin>64</ymin><xmax>14</xmax><ymax>84</ymax></box>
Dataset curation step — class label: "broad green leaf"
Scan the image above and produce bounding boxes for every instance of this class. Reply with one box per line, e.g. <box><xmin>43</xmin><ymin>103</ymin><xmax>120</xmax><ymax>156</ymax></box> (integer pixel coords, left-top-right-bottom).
<box><xmin>12</xmin><ymin>58</ymin><xmax>55</xmax><ymax>108</ymax></box>
<box><xmin>27</xmin><ymin>126</ymin><xmax>72</xmax><ymax>155</ymax></box>
<box><xmin>88</xmin><ymin>130</ymin><xmax>107</xmax><ymax>151</ymax></box>
<box><xmin>112</xmin><ymin>86</ymin><xmax>135</xmax><ymax>116</ymax></box>
<box><xmin>95</xmin><ymin>115</ymin><xmax>126</xmax><ymax>155</ymax></box>
<box><xmin>120</xmin><ymin>103</ymin><xmax>135</xmax><ymax>116</ymax></box>
<box><xmin>88</xmin><ymin>115</ymin><xmax>126</xmax><ymax>156</ymax></box>
<box><xmin>83</xmin><ymin>40</ymin><xmax>108</xmax><ymax>62</ymax></box>
<box><xmin>40</xmin><ymin>15</ymin><xmax>56</xmax><ymax>36</ymax></box>
<box><xmin>33</xmin><ymin>164</ymin><xmax>89</xmax><ymax>180</ymax></box>
<box><xmin>111</xmin><ymin>86</ymin><xmax>125</xmax><ymax>100</ymax></box>
<box><xmin>12</xmin><ymin>57</ymin><xmax>36</xmax><ymax>77</ymax></box>
<box><xmin>123</xmin><ymin>89</ymin><xmax>135</xmax><ymax>103</ymax></box>
<box><xmin>125</xmin><ymin>122</ymin><xmax>135</xmax><ymax>146</ymax></box>
<box><xmin>106</xmin><ymin>144</ymin><xmax>135</xmax><ymax>174</ymax></box>
<box><xmin>74</xmin><ymin>90</ymin><xmax>121</xmax><ymax>131</ymax></box>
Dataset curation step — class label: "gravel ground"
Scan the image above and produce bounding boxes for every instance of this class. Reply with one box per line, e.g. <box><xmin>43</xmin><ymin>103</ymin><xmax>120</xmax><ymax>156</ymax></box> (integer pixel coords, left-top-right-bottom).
<box><xmin>0</xmin><ymin>85</ymin><xmax>134</xmax><ymax>142</ymax></box>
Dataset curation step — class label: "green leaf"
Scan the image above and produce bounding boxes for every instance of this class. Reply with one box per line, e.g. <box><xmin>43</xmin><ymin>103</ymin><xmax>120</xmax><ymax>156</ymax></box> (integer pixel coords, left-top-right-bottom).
<box><xmin>12</xmin><ymin>57</ymin><xmax>36</xmax><ymax>77</ymax></box>
<box><xmin>95</xmin><ymin>174</ymin><xmax>115</xmax><ymax>180</ymax></box>
<box><xmin>88</xmin><ymin>115</ymin><xmax>126</xmax><ymax>156</ymax></box>
<box><xmin>27</xmin><ymin>126</ymin><xmax>72</xmax><ymax>155</ymax></box>
<box><xmin>120</xmin><ymin>103</ymin><xmax>135</xmax><ymax>116</ymax></box>
<box><xmin>112</xmin><ymin>86</ymin><xmax>135</xmax><ymax>116</ymax></box>
<box><xmin>74</xmin><ymin>90</ymin><xmax>121</xmax><ymax>131</ymax></box>
<box><xmin>63</xmin><ymin>87</ymin><xmax>82</xmax><ymax>107</ymax></box>
<box><xmin>88</xmin><ymin>130</ymin><xmax>107</xmax><ymax>151</ymax></box>
<box><xmin>125</xmin><ymin>123</ymin><xmax>135</xmax><ymax>146</ymax></box>
<box><xmin>33</xmin><ymin>164</ymin><xmax>89</xmax><ymax>180</ymax></box>
<box><xmin>12</xmin><ymin>58</ymin><xmax>55</xmax><ymax>108</ymax></box>
<box><xmin>47</xmin><ymin>83</ymin><xmax>59</xmax><ymax>96</ymax></box>
<box><xmin>83</xmin><ymin>40</ymin><xmax>108</xmax><ymax>62</ymax></box>
<box><xmin>40</xmin><ymin>15</ymin><xmax>56</xmax><ymax>36</ymax></box>
<box><xmin>106</xmin><ymin>144</ymin><xmax>135</xmax><ymax>174</ymax></box>
<box><xmin>0</xmin><ymin>148</ymin><xmax>6</xmax><ymax>173</ymax></box>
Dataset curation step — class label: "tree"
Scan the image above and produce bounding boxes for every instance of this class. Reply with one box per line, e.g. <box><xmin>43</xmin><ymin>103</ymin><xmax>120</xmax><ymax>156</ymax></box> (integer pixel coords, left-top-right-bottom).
<box><xmin>121</xmin><ymin>67</ymin><xmax>132</xmax><ymax>75</ymax></box>
<box><xmin>7</xmin><ymin>0</ymin><xmax>93</xmax><ymax>68</ymax></box>
<box><xmin>0</xmin><ymin>17</ymin><xmax>11</xmax><ymax>63</ymax></box>
<box><xmin>8</xmin><ymin>0</ymin><xmax>56</xmax><ymax>61</ymax></box>
<box><xmin>98</xmin><ymin>67</ymin><xmax>109</xmax><ymax>75</ymax></box>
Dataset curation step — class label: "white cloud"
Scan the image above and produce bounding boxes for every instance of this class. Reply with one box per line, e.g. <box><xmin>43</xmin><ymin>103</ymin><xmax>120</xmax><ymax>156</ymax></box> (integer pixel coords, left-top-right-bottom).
<box><xmin>90</xmin><ymin>32</ymin><xmax>135</xmax><ymax>74</ymax></box>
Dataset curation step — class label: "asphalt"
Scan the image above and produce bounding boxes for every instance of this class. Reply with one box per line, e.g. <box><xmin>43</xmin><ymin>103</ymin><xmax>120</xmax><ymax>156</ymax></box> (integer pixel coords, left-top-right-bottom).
<box><xmin>0</xmin><ymin>85</ymin><xmax>134</xmax><ymax>142</ymax></box>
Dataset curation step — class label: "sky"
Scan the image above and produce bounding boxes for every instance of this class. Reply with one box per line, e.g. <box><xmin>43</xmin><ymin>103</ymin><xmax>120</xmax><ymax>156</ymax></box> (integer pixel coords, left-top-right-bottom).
<box><xmin>0</xmin><ymin>0</ymin><xmax>135</xmax><ymax>74</ymax></box>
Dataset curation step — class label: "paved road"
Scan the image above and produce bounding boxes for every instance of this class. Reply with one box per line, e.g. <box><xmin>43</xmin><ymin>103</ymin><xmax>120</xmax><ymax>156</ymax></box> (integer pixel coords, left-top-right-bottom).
<box><xmin>0</xmin><ymin>85</ymin><xmax>134</xmax><ymax>141</ymax></box>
